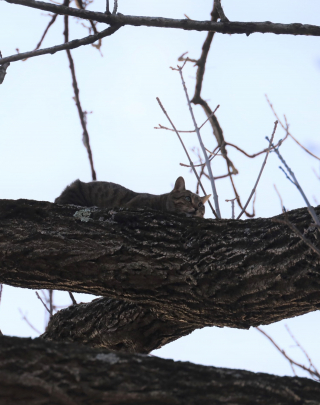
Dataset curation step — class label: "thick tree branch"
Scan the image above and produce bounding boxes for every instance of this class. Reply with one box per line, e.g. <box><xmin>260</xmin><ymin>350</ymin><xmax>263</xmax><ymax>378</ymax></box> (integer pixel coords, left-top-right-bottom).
<box><xmin>1</xmin><ymin>0</ymin><xmax>320</xmax><ymax>67</ymax></box>
<box><xmin>1</xmin><ymin>336</ymin><xmax>320</xmax><ymax>405</ymax></box>
<box><xmin>41</xmin><ymin>297</ymin><xmax>197</xmax><ymax>353</ymax></box>
<box><xmin>0</xmin><ymin>199</ymin><xmax>320</xmax><ymax>329</ymax></box>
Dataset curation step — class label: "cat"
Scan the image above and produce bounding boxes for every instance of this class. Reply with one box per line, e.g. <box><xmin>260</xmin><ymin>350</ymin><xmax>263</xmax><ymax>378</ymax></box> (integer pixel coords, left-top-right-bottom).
<box><xmin>55</xmin><ymin>176</ymin><xmax>211</xmax><ymax>218</ymax></box>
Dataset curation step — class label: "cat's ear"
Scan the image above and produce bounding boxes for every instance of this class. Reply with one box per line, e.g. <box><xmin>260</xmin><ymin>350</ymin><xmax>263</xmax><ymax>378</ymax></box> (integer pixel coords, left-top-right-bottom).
<box><xmin>173</xmin><ymin>177</ymin><xmax>186</xmax><ymax>192</ymax></box>
<box><xmin>201</xmin><ymin>194</ymin><xmax>211</xmax><ymax>204</ymax></box>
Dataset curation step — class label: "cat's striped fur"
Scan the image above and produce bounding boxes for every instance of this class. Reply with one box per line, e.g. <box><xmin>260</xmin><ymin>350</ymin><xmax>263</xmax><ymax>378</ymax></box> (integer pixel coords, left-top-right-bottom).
<box><xmin>55</xmin><ymin>177</ymin><xmax>211</xmax><ymax>218</ymax></box>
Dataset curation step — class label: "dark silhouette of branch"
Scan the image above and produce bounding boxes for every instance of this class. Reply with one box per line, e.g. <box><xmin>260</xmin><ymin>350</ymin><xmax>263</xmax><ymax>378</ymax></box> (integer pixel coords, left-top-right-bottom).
<box><xmin>214</xmin><ymin>0</ymin><xmax>229</xmax><ymax>22</ymax></box>
<box><xmin>0</xmin><ymin>24</ymin><xmax>121</xmax><ymax>66</ymax></box>
<box><xmin>2</xmin><ymin>0</ymin><xmax>320</xmax><ymax>45</ymax></box>
<box><xmin>30</xmin><ymin>13</ymin><xmax>58</xmax><ymax>55</ymax></box>
<box><xmin>0</xmin><ymin>51</ymin><xmax>10</xmax><ymax>84</ymax></box>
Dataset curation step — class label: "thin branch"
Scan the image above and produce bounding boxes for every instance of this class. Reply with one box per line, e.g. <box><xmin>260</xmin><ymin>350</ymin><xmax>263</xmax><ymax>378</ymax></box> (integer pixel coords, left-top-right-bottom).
<box><xmin>26</xmin><ymin>13</ymin><xmax>58</xmax><ymax>57</ymax></box>
<box><xmin>237</xmin><ymin>121</ymin><xmax>278</xmax><ymax>220</ymax></box>
<box><xmin>285</xmin><ymin>324</ymin><xmax>320</xmax><ymax>376</ymax></box>
<box><xmin>177</xmin><ymin>65</ymin><xmax>221</xmax><ymax>218</ymax></box>
<box><xmin>35</xmin><ymin>291</ymin><xmax>51</xmax><ymax>314</ymax></box>
<box><xmin>225</xmin><ymin>198</ymin><xmax>236</xmax><ymax>219</ymax></box>
<box><xmin>256</xmin><ymin>326</ymin><xmax>320</xmax><ymax>381</ymax></box>
<box><xmin>265</xmin><ymin>95</ymin><xmax>320</xmax><ymax>162</ymax></box>
<box><xmin>270</xmin><ymin>140</ymin><xmax>320</xmax><ymax>227</ymax></box>
<box><xmin>49</xmin><ymin>289</ymin><xmax>53</xmax><ymax>318</ymax></box>
<box><xmin>0</xmin><ymin>24</ymin><xmax>121</xmax><ymax>65</ymax></box>
<box><xmin>3</xmin><ymin>0</ymin><xmax>320</xmax><ymax>42</ymax></box>
<box><xmin>68</xmin><ymin>291</ymin><xmax>77</xmax><ymax>305</ymax></box>
<box><xmin>214</xmin><ymin>0</ymin><xmax>229</xmax><ymax>22</ymax></box>
<box><xmin>156</xmin><ymin>97</ymin><xmax>218</xmax><ymax>218</ymax></box>
<box><xmin>18</xmin><ymin>309</ymin><xmax>42</xmax><ymax>334</ymax></box>
<box><xmin>112</xmin><ymin>0</ymin><xmax>118</xmax><ymax>14</ymax></box>
<box><xmin>155</xmin><ymin>105</ymin><xmax>220</xmax><ymax>134</ymax></box>
<box><xmin>64</xmin><ymin>13</ymin><xmax>97</xmax><ymax>181</ymax></box>
<box><xmin>0</xmin><ymin>284</ymin><xmax>2</xmax><ymax>305</ymax></box>
<box><xmin>105</xmin><ymin>0</ymin><xmax>109</xmax><ymax>14</ymax></box>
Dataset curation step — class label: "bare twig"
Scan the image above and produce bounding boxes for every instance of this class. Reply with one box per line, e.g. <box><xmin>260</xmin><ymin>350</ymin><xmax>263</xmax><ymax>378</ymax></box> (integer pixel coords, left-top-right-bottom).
<box><xmin>64</xmin><ymin>12</ymin><xmax>97</xmax><ymax>181</ymax></box>
<box><xmin>112</xmin><ymin>0</ymin><xmax>118</xmax><ymax>14</ymax></box>
<box><xmin>19</xmin><ymin>309</ymin><xmax>42</xmax><ymax>334</ymax></box>
<box><xmin>105</xmin><ymin>0</ymin><xmax>109</xmax><ymax>14</ymax></box>
<box><xmin>24</xmin><ymin>13</ymin><xmax>58</xmax><ymax>59</ymax></box>
<box><xmin>225</xmin><ymin>198</ymin><xmax>236</xmax><ymax>219</ymax></box>
<box><xmin>49</xmin><ymin>289</ymin><xmax>53</xmax><ymax>317</ymax></box>
<box><xmin>256</xmin><ymin>326</ymin><xmax>320</xmax><ymax>381</ymax></box>
<box><xmin>3</xmin><ymin>0</ymin><xmax>320</xmax><ymax>39</ymax></box>
<box><xmin>266</xmin><ymin>95</ymin><xmax>320</xmax><ymax>162</ymax></box>
<box><xmin>0</xmin><ymin>24</ymin><xmax>121</xmax><ymax>65</ymax></box>
<box><xmin>178</xmin><ymin>51</ymin><xmax>198</xmax><ymax>64</ymax></box>
<box><xmin>35</xmin><ymin>291</ymin><xmax>50</xmax><ymax>314</ymax></box>
<box><xmin>177</xmin><ymin>65</ymin><xmax>221</xmax><ymax>218</ymax></box>
<box><xmin>0</xmin><ymin>284</ymin><xmax>2</xmax><ymax>305</ymax></box>
<box><xmin>312</xmin><ymin>167</ymin><xmax>320</xmax><ymax>181</ymax></box>
<box><xmin>270</xmin><ymin>140</ymin><xmax>320</xmax><ymax>227</ymax></box>
<box><xmin>155</xmin><ymin>105</ymin><xmax>220</xmax><ymax>134</ymax></box>
<box><xmin>285</xmin><ymin>325</ymin><xmax>320</xmax><ymax>376</ymax></box>
<box><xmin>0</xmin><ymin>51</ymin><xmax>10</xmax><ymax>85</ymax></box>
<box><xmin>274</xmin><ymin>184</ymin><xmax>285</xmax><ymax>212</ymax></box>
<box><xmin>237</xmin><ymin>121</ymin><xmax>278</xmax><ymax>220</ymax></box>
<box><xmin>214</xmin><ymin>0</ymin><xmax>229</xmax><ymax>21</ymax></box>
<box><xmin>156</xmin><ymin>97</ymin><xmax>218</xmax><ymax>218</ymax></box>
<box><xmin>68</xmin><ymin>291</ymin><xmax>77</xmax><ymax>305</ymax></box>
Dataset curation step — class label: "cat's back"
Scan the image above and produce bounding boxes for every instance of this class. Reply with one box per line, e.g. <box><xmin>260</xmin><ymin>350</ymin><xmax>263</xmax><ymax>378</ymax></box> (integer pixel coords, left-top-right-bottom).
<box><xmin>55</xmin><ymin>180</ymin><xmax>138</xmax><ymax>209</ymax></box>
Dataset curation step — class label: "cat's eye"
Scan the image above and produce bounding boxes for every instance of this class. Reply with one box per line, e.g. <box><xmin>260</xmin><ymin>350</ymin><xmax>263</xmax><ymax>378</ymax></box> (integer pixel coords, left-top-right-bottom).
<box><xmin>198</xmin><ymin>202</ymin><xmax>203</xmax><ymax>207</ymax></box>
<box><xmin>185</xmin><ymin>196</ymin><xmax>191</xmax><ymax>202</ymax></box>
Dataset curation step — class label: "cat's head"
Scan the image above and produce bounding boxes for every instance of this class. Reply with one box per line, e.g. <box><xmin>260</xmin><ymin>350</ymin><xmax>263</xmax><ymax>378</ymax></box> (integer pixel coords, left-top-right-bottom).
<box><xmin>167</xmin><ymin>177</ymin><xmax>211</xmax><ymax>218</ymax></box>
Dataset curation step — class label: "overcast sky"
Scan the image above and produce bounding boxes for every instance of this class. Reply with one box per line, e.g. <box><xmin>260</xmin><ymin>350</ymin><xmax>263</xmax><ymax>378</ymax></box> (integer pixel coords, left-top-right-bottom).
<box><xmin>1</xmin><ymin>0</ymin><xmax>320</xmax><ymax>379</ymax></box>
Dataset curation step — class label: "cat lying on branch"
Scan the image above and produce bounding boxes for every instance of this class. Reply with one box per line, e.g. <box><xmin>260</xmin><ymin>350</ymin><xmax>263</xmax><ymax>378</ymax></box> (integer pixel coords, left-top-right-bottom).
<box><xmin>55</xmin><ymin>177</ymin><xmax>211</xmax><ymax>218</ymax></box>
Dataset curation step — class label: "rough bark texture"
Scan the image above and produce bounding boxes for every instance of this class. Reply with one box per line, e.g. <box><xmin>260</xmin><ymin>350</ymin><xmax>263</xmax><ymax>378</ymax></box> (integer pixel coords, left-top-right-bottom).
<box><xmin>41</xmin><ymin>297</ymin><xmax>197</xmax><ymax>353</ymax></box>
<box><xmin>2</xmin><ymin>0</ymin><xmax>320</xmax><ymax>48</ymax></box>
<box><xmin>1</xmin><ymin>336</ymin><xmax>319</xmax><ymax>405</ymax></box>
<box><xmin>1</xmin><ymin>199</ymin><xmax>320</xmax><ymax>329</ymax></box>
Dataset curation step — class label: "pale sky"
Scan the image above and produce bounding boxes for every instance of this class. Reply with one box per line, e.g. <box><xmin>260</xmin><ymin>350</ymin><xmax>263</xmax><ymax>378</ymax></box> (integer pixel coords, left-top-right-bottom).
<box><xmin>0</xmin><ymin>0</ymin><xmax>320</xmax><ymax>379</ymax></box>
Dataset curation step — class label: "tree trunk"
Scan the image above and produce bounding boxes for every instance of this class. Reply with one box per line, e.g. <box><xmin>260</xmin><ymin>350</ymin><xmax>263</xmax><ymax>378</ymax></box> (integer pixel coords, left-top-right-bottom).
<box><xmin>1</xmin><ymin>335</ymin><xmax>319</xmax><ymax>405</ymax></box>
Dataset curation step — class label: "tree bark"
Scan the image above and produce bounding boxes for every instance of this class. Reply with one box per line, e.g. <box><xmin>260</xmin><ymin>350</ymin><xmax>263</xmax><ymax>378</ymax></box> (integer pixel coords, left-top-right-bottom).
<box><xmin>0</xmin><ymin>335</ymin><xmax>319</xmax><ymax>405</ymax></box>
<box><xmin>41</xmin><ymin>297</ymin><xmax>196</xmax><ymax>353</ymax></box>
<box><xmin>1</xmin><ymin>199</ymin><xmax>320</xmax><ymax>329</ymax></box>
<box><xmin>3</xmin><ymin>0</ymin><xmax>320</xmax><ymax>44</ymax></box>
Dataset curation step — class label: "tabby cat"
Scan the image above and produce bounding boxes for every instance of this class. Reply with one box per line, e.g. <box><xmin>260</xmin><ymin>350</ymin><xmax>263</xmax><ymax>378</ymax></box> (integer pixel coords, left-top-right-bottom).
<box><xmin>55</xmin><ymin>176</ymin><xmax>211</xmax><ymax>218</ymax></box>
